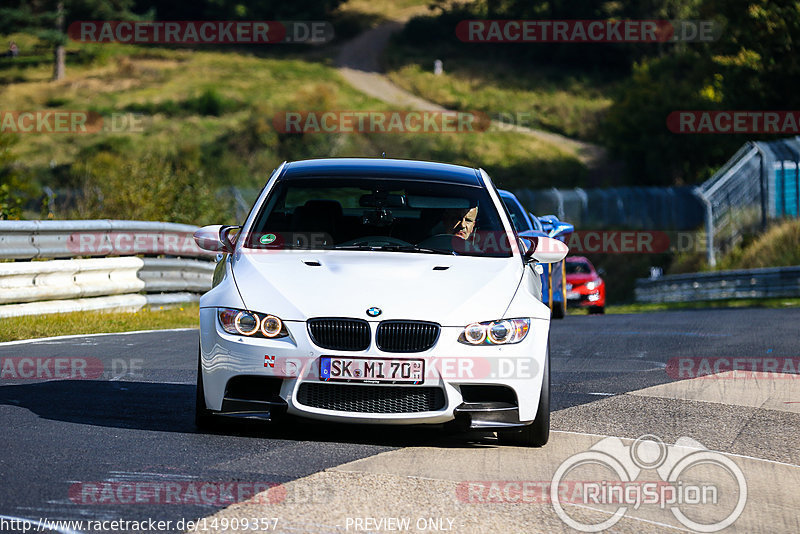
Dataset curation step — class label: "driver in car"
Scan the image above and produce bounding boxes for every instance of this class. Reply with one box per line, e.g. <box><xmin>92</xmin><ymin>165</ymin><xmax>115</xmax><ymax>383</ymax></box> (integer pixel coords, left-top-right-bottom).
<box><xmin>440</xmin><ymin>205</ymin><xmax>478</xmax><ymax>240</ymax></box>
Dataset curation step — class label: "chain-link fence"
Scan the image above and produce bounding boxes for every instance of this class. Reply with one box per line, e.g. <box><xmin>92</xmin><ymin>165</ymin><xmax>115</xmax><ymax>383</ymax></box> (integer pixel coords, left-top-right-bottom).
<box><xmin>513</xmin><ymin>136</ymin><xmax>800</xmax><ymax>267</ymax></box>
<box><xmin>695</xmin><ymin>136</ymin><xmax>800</xmax><ymax>266</ymax></box>
<box><xmin>511</xmin><ymin>186</ymin><xmax>705</xmax><ymax>231</ymax></box>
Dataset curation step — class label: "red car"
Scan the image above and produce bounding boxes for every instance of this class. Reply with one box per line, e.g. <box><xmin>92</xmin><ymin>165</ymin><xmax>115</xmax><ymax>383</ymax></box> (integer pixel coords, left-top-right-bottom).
<box><xmin>565</xmin><ymin>256</ymin><xmax>605</xmax><ymax>314</ymax></box>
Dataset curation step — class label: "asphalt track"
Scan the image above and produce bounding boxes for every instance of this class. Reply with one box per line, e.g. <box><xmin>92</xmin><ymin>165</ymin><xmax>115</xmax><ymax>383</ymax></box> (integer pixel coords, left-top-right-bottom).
<box><xmin>1</xmin><ymin>308</ymin><xmax>799</xmax><ymax>533</ymax></box>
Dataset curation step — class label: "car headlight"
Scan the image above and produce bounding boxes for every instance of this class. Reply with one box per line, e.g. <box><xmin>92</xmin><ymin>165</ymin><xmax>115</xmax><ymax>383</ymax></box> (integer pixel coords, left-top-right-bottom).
<box><xmin>218</xmin><ymin>308</ymin><xmax>289</xmax><ymax>339</ymax></box>
<box><xmin>585</xmin><ymin>280</ymin><xmax>600</xmax><ymax>291</ymax></box>
<box><xmin>459</xmin><ymin>318</ymin><xmax>530</xmax><ymax>345</ymax></box>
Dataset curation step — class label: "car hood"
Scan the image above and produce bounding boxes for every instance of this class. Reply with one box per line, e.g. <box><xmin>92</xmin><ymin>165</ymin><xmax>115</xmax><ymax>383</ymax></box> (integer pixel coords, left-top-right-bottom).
<box><xmin>231</xmin><ymin>250</ymin><xmax>523</xmax><ymax>326</ymax></box>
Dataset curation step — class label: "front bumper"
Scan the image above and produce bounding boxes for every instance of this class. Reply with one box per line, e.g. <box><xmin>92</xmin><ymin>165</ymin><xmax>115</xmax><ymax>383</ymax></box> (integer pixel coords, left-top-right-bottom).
<box><xmin>198</xmin><ymin>308</ymin><xmax>549</xmax><ymax>426</ymax></box>
<box><xmin>566</xmin><ymin>288</ymin><xmax>604</xmax><ymax>307</ymax></box>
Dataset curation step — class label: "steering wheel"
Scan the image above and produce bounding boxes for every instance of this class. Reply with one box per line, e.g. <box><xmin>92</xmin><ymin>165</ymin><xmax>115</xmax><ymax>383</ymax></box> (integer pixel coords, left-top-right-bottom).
<box><xmin>416</xmin><ymin>233</ymin><xmax>461</xmax><ymax>252</ymax></box>
<box><xmin>337</xmin><ymin>236</ymin><xmax>413</xmax><ymax>247</ymax></box>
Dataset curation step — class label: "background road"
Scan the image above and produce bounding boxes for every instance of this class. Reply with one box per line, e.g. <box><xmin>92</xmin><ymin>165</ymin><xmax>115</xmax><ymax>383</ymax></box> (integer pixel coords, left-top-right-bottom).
<box><xmin>1</xmin><ymin>308</ymin><xmax>798</xmax><ymax>532</ymax></box>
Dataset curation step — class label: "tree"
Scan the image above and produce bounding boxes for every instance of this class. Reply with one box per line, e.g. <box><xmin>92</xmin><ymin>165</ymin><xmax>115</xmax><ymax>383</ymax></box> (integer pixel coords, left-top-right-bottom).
<box><xmin>0</xmin><ymin>0</ymin><xmax>135</xmax><ymax>81</ymax></box>
<box><xmin>603</xmin><ymin>0</ymin><xmax>800</xmax><ymax>184</ymax></box>
<box><xmin>0</xmin><ymin>134</ymin><xmax>25</xmax><ymax>220</ymax></box>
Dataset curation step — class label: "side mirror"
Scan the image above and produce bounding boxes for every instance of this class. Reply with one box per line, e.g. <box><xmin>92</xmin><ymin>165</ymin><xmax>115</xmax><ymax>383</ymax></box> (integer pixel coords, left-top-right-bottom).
<box><xmin>549</xmin><ymin>222</ymin><xmax>574</xmax><ymax>238</ymax></box>
<box><xmin>537</xmin><ymin>215</ymin><xmax>574</xmax><ymax>238</ymax></box>
<box><xmin>597</xmin><ymin>267</ymin><xmax>606</xmax><ymax>277</ymax></box>
<box><xmin>521</xmin><ymin>236</ymin><xmax>569</xmax><ymax>264</ymax></box>
<box><xmin>194</xmin><ymin>225</ymin><xmax>241</xmax><ymax>253</ymax></box>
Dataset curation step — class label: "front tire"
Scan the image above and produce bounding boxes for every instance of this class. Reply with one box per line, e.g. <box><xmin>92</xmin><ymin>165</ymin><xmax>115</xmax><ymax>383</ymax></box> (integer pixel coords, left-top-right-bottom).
<box><xmin>498</xmin><ymin>342</ymin><xmax>550</xmax><ymax>447</ymax></box>
<box><xmin>551</xmin><ymin>299</ymin><xmax>566</xmax><ymax>319</ymax></box>
<box><xmin>550</xmin><ymin>261</ymin><xmax>567</xmax><ymax>319</ymax></box>
<box><xmin>589</xmin><ymin>306</ymin><xmax>605</xmax><ymax>315</ymax></box>
<box><xmin>195</xmin><ymin>349</ymin><xmax>219</xmax><ymax>430</ymax></box>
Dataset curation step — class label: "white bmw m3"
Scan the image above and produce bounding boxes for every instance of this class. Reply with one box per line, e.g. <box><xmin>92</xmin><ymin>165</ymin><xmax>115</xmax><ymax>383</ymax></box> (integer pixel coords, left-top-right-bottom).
<box><xmin>193</xmin><ymin>158</ymin><xmax>567</xmax><ymax>446</ymax></box>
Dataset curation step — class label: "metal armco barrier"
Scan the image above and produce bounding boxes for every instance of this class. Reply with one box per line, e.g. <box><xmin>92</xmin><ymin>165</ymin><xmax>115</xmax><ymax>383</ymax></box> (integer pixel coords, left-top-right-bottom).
<box><xmin>635</xmin><ymin>265</ymin><xmax>800</xmax><ymax>303</ymax></box>
<box><xmin>138</xmin><ymin>258</ymin><xmax>216</xmax><ymax>293</ymax></box>
<box><xmin>0</xmin><ymin>220</ymin><xmax>216</xmax><ymax>318</ymax></box>
<box><xmin>0</xmin><ymin>220</ymin><xmax>214</xmax><ymax>260</ymax></box>
<box><xmin>0</xmin><ymin>257</ymin><xmax>145</xmax><ymax>305</ymax></box>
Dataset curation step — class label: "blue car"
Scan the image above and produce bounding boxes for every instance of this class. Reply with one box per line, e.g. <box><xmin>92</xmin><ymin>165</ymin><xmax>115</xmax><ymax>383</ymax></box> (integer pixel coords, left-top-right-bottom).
<box><xmin>498</xmin><ymin>190</ymin><xmax>574</xmax><ymax>319</ymax></box>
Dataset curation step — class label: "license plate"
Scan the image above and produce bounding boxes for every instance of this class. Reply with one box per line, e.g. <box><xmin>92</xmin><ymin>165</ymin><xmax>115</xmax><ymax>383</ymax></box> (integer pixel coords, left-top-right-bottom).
<box><xmin>566</xmin><ymin>291</ymin><xmax>580</xmax><ymax>299</ymax></box>
<box><xmin>320</xmin><ymin>357</ymin><xmax>424</xmax><ymax>384</ymax></box>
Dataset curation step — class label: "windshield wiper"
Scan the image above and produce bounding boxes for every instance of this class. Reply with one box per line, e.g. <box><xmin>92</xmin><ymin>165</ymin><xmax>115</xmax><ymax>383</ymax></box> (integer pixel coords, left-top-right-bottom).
<box><xmin>333</xmin><ymin>243</ymin><xmax>455</xmax><ymax>255</ymax></box>
<box><xmin>332</xmin><ymin>243</ymin><xmax>373</xmax><ymax>250</ymax></box>
<box><xmin>376</xmin><ymin>244</ymin><xmax>455</xmax><ymax>255</ymax></box>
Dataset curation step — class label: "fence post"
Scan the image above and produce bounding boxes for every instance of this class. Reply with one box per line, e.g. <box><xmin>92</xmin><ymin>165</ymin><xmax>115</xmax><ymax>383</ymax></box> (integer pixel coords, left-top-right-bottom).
<box><xmin>695</xmin><ymin>187</ymin><xmax>715</xmax><ymax>267</ymax></box>
<box><xmin>550</xmin><ymin>188</ymin><xmax>565</xmax><ymax>220</ymax></box>
<box><xmin>574</xmin><ymin>187</ymin><xmax>588</xmax><ymax>227</ymax></box>
<box><xmin>796</xmin><ymin>159</ymin><xmax>799</xmax><ymax>217</ymax></box>
<box><xmin>754</xmin><ymin>142</ymin><xmax>768</xmax><ymax>231</ymax></box>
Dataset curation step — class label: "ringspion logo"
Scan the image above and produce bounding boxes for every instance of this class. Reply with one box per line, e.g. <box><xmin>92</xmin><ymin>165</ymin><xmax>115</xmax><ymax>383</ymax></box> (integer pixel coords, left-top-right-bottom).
<box><xmin>551</xmin><ymin>435</ymin><xmax>747</xmax><ymax>532</ymax></box>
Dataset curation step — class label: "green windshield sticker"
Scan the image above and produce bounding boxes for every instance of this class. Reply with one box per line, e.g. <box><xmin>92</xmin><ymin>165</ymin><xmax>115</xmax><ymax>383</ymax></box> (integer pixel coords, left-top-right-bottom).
<box><xmin>260</xmin><ymin>233</ymin><xmax>277</xmax><ymax>244</ymax></box>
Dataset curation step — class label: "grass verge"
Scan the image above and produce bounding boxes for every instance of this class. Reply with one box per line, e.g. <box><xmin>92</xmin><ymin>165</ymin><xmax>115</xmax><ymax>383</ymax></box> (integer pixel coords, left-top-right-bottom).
<box><xmin>3</xmin><ymin>296</ymin><xmax>796</xmax><ymax>341</ymax></box>
<box><xmin>0</xmin><ymin>302</ymin><xmax>199</xmax><ymax>343</ymax></box>
<box><xmin>602</xmin><ymin>297</ymin><xmax>800</xmax><ymax>315</ymax></box>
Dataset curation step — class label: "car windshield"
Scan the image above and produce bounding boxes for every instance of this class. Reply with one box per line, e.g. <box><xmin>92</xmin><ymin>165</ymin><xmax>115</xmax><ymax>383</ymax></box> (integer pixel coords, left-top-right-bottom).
<box><xmin>501</xmin><ymin>196</ymin><xmax>530</xmax><ymax>233</ymax></box>
<box><xmin>566</xmin><ymin>261</ymin><xmax>592</xmax><ymax>274</ymax></box>
<box><xmin>529</xmin><ymin>213</ymin><xmax>544</xmax><ymax>232</ymax></box>
<box><xmin>245</xmin><ymin>177</ymin><xmax>512</xmax><ymax>257</ymax></box>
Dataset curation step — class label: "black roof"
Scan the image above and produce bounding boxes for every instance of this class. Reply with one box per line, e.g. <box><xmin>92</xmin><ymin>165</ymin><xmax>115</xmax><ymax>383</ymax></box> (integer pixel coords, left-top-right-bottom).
<box><xmin>281</xmin><ymin>158</ymin><xmax>483</xmax><ymax>186</ymax></box>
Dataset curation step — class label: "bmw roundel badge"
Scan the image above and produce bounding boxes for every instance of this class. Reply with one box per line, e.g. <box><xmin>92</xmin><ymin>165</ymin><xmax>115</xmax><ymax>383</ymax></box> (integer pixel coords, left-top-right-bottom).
<box><xmin>366</xmin><ymin>307</ymin><xmax>382</xmax><ymax>317</ymax></box>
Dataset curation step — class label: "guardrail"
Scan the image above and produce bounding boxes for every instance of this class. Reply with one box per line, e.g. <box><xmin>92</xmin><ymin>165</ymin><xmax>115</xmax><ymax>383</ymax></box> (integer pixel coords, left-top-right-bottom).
<box><xmin>635</xmin><ymin>265</ymin><xmax>800</xmax><ymax>303</ymax></box>
<box><xmin>0</xmin><ymin>220</ymin><xmax>216</xmax><ymax>318</ymax></box>
<box><xmin>0</xmin><ymin>219</ymin><xmax>214</xmax><ymax>260</ymax></box>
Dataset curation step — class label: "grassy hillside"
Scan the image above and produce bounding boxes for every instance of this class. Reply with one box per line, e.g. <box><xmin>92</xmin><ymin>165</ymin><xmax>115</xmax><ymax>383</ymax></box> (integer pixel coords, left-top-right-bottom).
<box><xmin>1</xmin><ymin>27</ymin><xmax>587</xmax><ymax>223</ymax></box>
<box><xmin>383</xmin><ymin>13</ymin><xmax>617</xmax><ymax>145</ymax></box>
<box><xmin>386</xmin><ymin>50</ymin><xmax>614</xmax><ymax>143</ymax></box>
<box><xmin>667</xmin><ymin>219</ymin><xmax>800</xmax><ymax>275</ymax></box>
<box><xmin>716</xmin><ymin>219</ymin><xmax>800</xmax><ymax>270</ymax></box>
